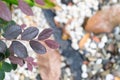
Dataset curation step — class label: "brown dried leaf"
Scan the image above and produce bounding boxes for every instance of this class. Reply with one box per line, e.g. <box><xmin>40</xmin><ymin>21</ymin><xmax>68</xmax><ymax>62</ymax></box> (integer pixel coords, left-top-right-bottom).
<box><xmin>85</xmin><ymin>4</ymin><xmax>120</xmax><ymax>34</ymax></box>
<box><xmin>115</xmin><ymin>77</ymin><xmax>120</xmax><ymax>80</ymax></box>
<box><xmin>37</xmin><ymin>42</ymin><xmax>61</xmax><ymax>80</ymax></box>
<box><xmin>79</xmin><ymin>33</ymin><xmax>90</xmax><ymax>49</ymax></box>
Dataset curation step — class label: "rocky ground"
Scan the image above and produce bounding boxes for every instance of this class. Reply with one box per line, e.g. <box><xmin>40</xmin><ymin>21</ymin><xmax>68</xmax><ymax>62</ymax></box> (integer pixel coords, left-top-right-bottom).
<box><xmin>4</xmin><ymin>0</ymin><xmax>120</xmax><ymax>80</ymax></box>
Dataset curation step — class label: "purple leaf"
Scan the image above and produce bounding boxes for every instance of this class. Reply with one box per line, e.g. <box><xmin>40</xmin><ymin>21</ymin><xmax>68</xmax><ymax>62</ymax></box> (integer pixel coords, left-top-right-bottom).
<box><xmin>20</xmin><ymin>24</ymin><xmax>26</xmax><ymax>29</ymax></box>
<box><xmin>3</xmin><ymin>25</ymin><xmax>22</xmax><ymax>39</ymax></box>
<box><xmin>0</xmin><ymin>40</ymin><xmax>7</xmax><ymax>53</ymax></box>
<box><xmin>35</xmin><ymin>0</ymin><xmax>45</xmax><ymax>5</ymax></box>
<box><xmin>31</xmin><ymin>61</ymin><xmax>37</xmax><ymax>66</ymax></box>
<box><xmin>25</xmin><ymin>57</ymin><xmax>37</xmax><ymax>66</ymax></box>
<box><xmin>29</xmin><ymin>40</ymin><xmax>46</xmax><ymax>54</ymax></box>
<box><xmin>10</xmin><ymin>41</ymin><xmax>28</xmax><ymax>58</ymax></box>
<box><xmin>9</xmin><ymin>55</ymin><xmax>24</xmax><ymax>66</ymax></box>
<box><xmin>18</xmin><ymin>0</ymin><xmax>33</xmax><ymax>16</ymax></box>
<box><xmin>21</xmin><ymin>27</ymin><xmax>39</xmax><ymax>40</ymax></box>
<box><xmin>44</xmin><ymin>39</ymin><xmax>59</xmax><ymax>49</ymax></box>
<box><xmin>27</xmin><ymin>63</ymin><xmax>33</xmax><ymax>71</ymax></box>
<box><xmin>38</xmin><ymin>28</ymin><xmax>53</xmax><ymax>40</ymax></box>
<box><xmin>0</xmin><ymin>1</ymin><xmax>12</xmax><ymax>21</ymax></box>
<box><xmin>24</xmin><ymin>57</ymin><xmax>33</xmax><ymax>62</ymax></box>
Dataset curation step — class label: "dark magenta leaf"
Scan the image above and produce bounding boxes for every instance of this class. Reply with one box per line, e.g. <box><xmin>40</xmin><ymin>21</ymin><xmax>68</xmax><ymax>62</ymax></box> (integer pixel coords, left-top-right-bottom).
<box><xmin>3</xmin><ymin>25</ymin><xmax>22</xmax><ymax>39</ymax></box>
<box><xmin>0</xmin><ymin>1</ymin><xmax>12</xmax><ymax>21</ymax></box>
<box><xmin>27</xmin><ymin>63</ymin><xmax>33</xmax><ymax>71</ymax></box>
<box><xmin>25</xmin><ymin>57</ymin><xmax>37</xmax><ymax>66</ymax></box>
<box><xmin>35</xmin><ymin>0</ymin><xmax>45</xmax><ymax>5</ymax></box>
<box><xmin>38</xmin><ymin>28</ymin><xmax>53</xmax><ymax>40</ymax></box>
<box><xmin>18</xmin><ymin>0</ymin><xmax>33</xmax><ymax>16</ymax></box>
<box><xmin>20</xmin><ymin>24</ymin><xmax>26</xmax><ymax>29</ymax></box>
<box><xmin>2</xmin><ymin>62</ymin><xmax>12</xmax><ymax>72</ymax></box>
<box><xmin>44</xmin><ymin>39</ymin><xmax>59</xmax><ymax>49</ymax></box>
<box><xmin>9</xmin><ymin>55</ymin><xmax>24</xmax><ymax>66</ymax></box>
<box><xmin>0</xmin><ymin>40</ymin><xmax>7</xmax><ymax>53</ymax></box>
<box><xmin>24</xmin><ymin>57</ymin><xmax>33</xmax><ymax>62</ymax></box>
<box><xmin>21</xmin><ymin>27</ymin><xmax>39</xmax><ymax>40</ymax></box>
<box><xmin>31</xmin><ymin>61</ymin><xmax>37</xmax><ymax>66</ymax></box>
<box><xmin>10</xmin><ymin>41</ymin><xmax>28</xmax><ymax>58</ymax></box>
<box><xmin>30</xmin><ymin>40</ymin><xmax>46</xmax><ymax>54</ymax></box>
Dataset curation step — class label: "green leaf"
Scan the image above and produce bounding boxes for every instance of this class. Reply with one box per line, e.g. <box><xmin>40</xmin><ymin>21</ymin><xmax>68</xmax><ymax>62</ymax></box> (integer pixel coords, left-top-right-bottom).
<box><xmin>0</xmin><ymin>18</ymin><xmax>9</xmax><ymax>34</ymax></box>
<box><xmin>11</xmin><ymin>63</ymin><xmax>17</xmax><ymax>70</ymax></box>
<box><xmin>0</xmin><ymin>54</ymin><xmax>5</xmax><ymax>61</ymax></box>
<box><xmin>0</xmin><ymin>18</ymin><xmax>8</xmax><ymax>26</ymax></box>
<box><xmin>2</xmin><ymin>0</ymin><xmax>34</xmax><ymax>6</ymax></box>
<box><xmin>24</xmin><ymin>0</ymin><xmax>35</xmax><ymax>6</ymax></box>
<box><xmin>0</xmin><ymin>62</ymin><xmax>2</xmax><ymax>70</ymax></box>
<box><xmin>0</xmin><ymin>69</ymin><xmax>5</xmax><ymax>80</ymax></box>
<box><xmin>2</xmin><ymin>0</ymin><xmax>18</xmax><ymax>5</ymax></box>
<box><xmin>0</xmin><ymin>21</ymin><xmax>16</xmax><ymax>32</ymax></box>
<box><xmin>5</xmin><ymin>48</ymin><xmax>10</xmax><ymax>58</ymax></box>
<box><xmin>2</xmin><ymin>62</ymin><xmax>12</xmax><ymax>72</ymax></box>
<box><xmin>35</xmin><ymin>0</ymin><xmax>55</xmax><ymax>9</ymax></box>
<box><xmin>3</xmin><ymin>24</ymin><xmax>22</xmax><ymax>39</ymax></box>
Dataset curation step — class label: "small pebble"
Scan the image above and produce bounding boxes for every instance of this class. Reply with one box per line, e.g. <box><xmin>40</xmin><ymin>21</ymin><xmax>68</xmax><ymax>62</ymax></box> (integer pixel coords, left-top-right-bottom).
<box><xmin>65</xmin><ymin>67</ymin><xmax>71</xmax><ymax>76</ymax></box>
<box><xmin>81</xmin><ymin>64</ymin><xmax>87</xmax><ymax>72</ymax></box>
<box><xmin>71</xmin><ymin>42</ymin><xmax>79</xmax><ymax>50</ymax></box>
<box><xmin>96</xmin><ymin>58</ymin><xmax>102</xmax><ymax>64</ymax></box>
<box><xmin>91</xmin><ymin>70</ymin><xmax>97</xmax><ymax>75</ymax></box>
<box><xmin>113</xmin><ymin>26</ymin><xmax>120</xmax><ymax>35</ymax></box>
<box><xmin>106</xmin><ymin>53</ymin><xmax>111</xmax><ymax>59</ymax></box>
<box><xmin>98</xmin><ymin>42</ymin><xmax>105</xmax><ymax>48</ymax></box>
<box><xmin>101</xmin><ymin>35</ymin><xmax>108</xmax><ymax>43</ymax></box>
<box><xmin>81</xmin><ymin>72</ymin><xmax>88</xmax><ymax>78</ymax></box>
<box><xmin>61</xmin><ymin>62</ymin><xmax>66</xmax><ymax>68</ymax></box>
<box><xmin>90</xmin><ymin>42</ymin><xmax>97</xmax><ymax>49</ymax></box>
<box><xmin>115</xmin><ymin>34</ymin><xmax>120</xmax><ymax>41</ymax></box>
<box><xmin>93</xmin><ymin>64</ymin><xmax>103</xmax><ymax>71</ymax></box>
<box><xmin>105</xmin><ymin>74</ymin><xmax>114</xmax><ymax>80</ymax></box>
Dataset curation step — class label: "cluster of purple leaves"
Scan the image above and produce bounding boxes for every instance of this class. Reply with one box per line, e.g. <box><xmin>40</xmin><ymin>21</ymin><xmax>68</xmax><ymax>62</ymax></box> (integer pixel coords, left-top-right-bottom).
<box><xmin>0</xmin><ymin>0</ymin><xmax>58</xmax><ymax>79</ymax></box>
<box><xmin>0</xmin><ymin>0</ymin><xmax>44</xmax><ymax>21</ymax></box>
<box><xmin>0</xmin><ymin>0</ymin><xmax>59</xmax><ymax>71</ymax></box>
<box><xmin>0</xmin><ymin>22</ymin><xmax>59</xmax><ymax>71</ymax></box>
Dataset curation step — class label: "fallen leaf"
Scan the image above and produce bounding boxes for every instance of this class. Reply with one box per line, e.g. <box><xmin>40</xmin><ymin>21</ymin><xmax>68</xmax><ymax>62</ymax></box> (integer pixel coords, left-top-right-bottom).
<box><xmin>37</xmin><ymin>42</ymin><xmax>61</xmax><ymax>80</ymax></box>
<box><xmin>79</xmin><ymin>33</ymin><xmax>90</xmax><ymax>49</ymax></box>
<box><xmin>85</xmin><ymin>4</ymin><xmax>120</xmax><ymax>34</ymax></box>
<box><xmin>62</xmin><ymin>32</ymin><xmax>70</xmax><ymax>40</ymax></box>
<box><xmin>62</xmin><ymin>27</ymin><xmax>70</xmax><ymax>40</ymax></box>
<box><xmin>115</xmin><ymin>77</ymin><xmax>120</xmax><ymax>80</ymax></box>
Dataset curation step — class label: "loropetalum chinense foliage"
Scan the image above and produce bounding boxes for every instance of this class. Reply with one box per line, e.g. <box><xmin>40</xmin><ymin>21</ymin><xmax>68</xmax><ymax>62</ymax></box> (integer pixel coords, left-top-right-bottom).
<box><xmin>0</xmin><ymin>0</ymin><xmax>58</xmax><ymax>79</ymax></box>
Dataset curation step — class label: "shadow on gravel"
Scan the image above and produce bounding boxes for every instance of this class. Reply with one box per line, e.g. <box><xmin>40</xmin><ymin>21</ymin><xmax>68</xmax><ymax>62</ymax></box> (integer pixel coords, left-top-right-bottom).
<box><xmin>38</xmin><ymin>9</ymin><xmax>85</xmax><ymax>80</ymax></box>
